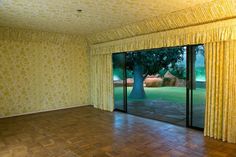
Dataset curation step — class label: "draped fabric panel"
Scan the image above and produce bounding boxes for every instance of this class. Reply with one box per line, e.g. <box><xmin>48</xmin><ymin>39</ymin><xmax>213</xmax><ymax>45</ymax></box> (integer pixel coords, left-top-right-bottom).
<box><xmin>87</xmin><ymin>0</ymin><xmax>236</xmax><ymax>44</ymax></box>
<box><xmin>90</xmin><ymin>54</ymin><xmax>114</xmax><ymax>111</ymax></box>
<box><xmin>204</xmin><ymin>41</ymin><xmax>236</xmax><ymax>143</ymax></box>
<box><xmin>91</xmin><ymin>18</ymin><xmax>236</xmax><ymax>55</ymax></box>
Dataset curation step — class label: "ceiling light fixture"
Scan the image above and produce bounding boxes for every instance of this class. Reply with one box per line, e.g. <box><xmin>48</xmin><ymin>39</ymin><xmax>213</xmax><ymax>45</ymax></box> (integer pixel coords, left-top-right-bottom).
<box><xmin>75</xmin><ymin>9</ymin><xmax>83</xmax><ymax>17</ymax></box>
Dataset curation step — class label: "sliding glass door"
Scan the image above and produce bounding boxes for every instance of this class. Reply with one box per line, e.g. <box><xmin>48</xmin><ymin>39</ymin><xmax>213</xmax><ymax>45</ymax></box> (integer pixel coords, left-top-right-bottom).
<box><xmin>112</xmin><ymin>53</ymin><xmax>127</xmax><ymax>112</ymax></box>
<box><xmin>112</xmin><ymin>45</ymin><xmax>206</xmax><ymax>129</ymax></box>
<box><xmin>187</xmin><ymin>45</ymin><xmax>206</xmax><ymax>129</ymax></box>
<box><xmin>126</xmin><ymin>47</ymin><xmax>187</xmax><ymax>126</ymax></box>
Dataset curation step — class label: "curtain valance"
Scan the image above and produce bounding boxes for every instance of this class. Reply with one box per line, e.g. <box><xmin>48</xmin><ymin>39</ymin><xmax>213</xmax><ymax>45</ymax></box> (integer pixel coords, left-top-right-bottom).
<box><xmin>88</xmin><ymin>0</ymin><xmax>236</xmax><ymax>44</ymax></box>
<box><xmin>91</xmin><ymin>18</ymin><xmax>236</xmax><ymax>55</ymax></box>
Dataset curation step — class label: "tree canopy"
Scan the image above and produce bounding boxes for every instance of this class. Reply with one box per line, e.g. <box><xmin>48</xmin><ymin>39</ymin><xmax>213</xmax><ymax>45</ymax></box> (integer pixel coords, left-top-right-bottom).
<box><xmin>126</xmin><ymin>47</ymin><xmax>185</xmax><ymax>79</ymax></box>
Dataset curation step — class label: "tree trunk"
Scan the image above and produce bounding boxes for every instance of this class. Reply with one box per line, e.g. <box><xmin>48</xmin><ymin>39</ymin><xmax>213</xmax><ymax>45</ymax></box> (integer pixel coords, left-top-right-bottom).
<box><xmin>129</xmin><ymin>64</ymin><xmax>146</xmax><ymax>99</ymax></box>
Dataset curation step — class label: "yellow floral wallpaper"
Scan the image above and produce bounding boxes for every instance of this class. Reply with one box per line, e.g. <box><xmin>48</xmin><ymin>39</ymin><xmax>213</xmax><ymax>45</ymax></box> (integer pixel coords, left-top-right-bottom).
<box><xmin>0</xmin><ymin>27</ymin><xmax>90</xmax><ymax>117</ymax></box>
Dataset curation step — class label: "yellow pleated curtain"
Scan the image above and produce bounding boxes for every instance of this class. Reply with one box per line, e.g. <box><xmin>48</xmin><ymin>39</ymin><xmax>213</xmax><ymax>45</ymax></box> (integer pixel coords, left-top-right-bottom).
<box><xmin>90</xmin><ymin>54</ymin><xmax>114</xmax><ymax>112</ymax></box>
<box><xmin>204</xmin><ymin>41</ymin><xmax>236</xmax><ymax>143</ymax></box>
<box><xmin>90</xmin><ymin>18</ymin><xmax>236</xmax><ymax>143</ymax></box>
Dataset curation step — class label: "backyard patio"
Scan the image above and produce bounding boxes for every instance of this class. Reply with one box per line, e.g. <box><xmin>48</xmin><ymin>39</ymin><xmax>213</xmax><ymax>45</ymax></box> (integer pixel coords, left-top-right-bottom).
<box><xmin>114</xmin><ymin>87</ymin><xmax>205</xmax><ymax>127</ymax></box>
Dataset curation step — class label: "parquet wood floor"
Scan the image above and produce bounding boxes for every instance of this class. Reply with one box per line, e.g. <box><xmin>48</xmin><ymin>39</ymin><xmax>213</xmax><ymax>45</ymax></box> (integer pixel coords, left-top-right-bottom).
<box><xmin>0</xmin><ymin>106</ymin><xmax>235</xmax><ymax>157</ymax></box>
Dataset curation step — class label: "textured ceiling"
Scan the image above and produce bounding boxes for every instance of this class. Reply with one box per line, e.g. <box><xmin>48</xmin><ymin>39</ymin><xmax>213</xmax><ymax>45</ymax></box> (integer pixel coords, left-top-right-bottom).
<box><xmin>88</xmin><ymin>0</ymin><xmax>236</xmax><ymax>44</ymax></box>
<box><xmin>0</xmin><ymin>0</ymin><xmax>213</xmax><ymax>35</ymax></box>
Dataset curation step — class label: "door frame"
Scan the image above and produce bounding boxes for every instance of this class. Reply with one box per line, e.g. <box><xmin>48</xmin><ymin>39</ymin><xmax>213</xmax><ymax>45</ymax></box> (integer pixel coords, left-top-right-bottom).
<box><xmin>113</xmin><ymin>45</ymin><xmax>205</xmax><ymax>130</ymax></box>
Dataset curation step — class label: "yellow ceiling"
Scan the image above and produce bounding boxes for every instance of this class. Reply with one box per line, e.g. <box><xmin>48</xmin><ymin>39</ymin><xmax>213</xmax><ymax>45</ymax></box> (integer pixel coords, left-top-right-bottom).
<box><xmin>88</xmin><ymin>0</ymin><xmax>236</xmax><ymax>44</ymax></box>
<box><xmin>0</xmin><ymin>0</ymin><xmax>213</xmax><ymax>35</ymax></box>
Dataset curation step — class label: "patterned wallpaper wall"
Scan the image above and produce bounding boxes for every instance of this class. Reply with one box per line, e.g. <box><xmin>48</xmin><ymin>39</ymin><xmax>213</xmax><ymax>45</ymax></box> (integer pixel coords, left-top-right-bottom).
<box><xmin>0</xmin><ymin>27</ymin><xmax>90</xmax><ymax>117</ymax></box>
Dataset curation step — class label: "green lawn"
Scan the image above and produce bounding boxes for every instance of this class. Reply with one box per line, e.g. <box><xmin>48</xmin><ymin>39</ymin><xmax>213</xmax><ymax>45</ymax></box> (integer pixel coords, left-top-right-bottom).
<box><xmin>114</xmin><ymin>86</ymin><xmax>206</xmax><ymax>105</ymax></box>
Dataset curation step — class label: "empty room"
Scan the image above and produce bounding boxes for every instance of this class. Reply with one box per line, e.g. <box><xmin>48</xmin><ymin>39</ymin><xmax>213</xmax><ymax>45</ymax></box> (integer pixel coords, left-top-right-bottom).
<box><xmin>0</xmin><ymin>0</ymin><xmax>236</xmax><ymax>156</ymax></box>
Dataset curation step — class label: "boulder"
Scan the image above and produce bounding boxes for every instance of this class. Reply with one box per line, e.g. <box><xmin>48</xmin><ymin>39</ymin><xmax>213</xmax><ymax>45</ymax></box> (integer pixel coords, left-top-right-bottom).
<box><xmin>163</xmin><ymin>71</ymin><xmax>177</xmax><ymax>86</ymax></box>
<box><xmin>145</xmin><ymin>77</ymin><xmax>163</xmax><ymax>87</ymax></box>
<box><xmin>162</xmin><ymin>77</ymin><xmax>176</xmax><ymax>86</ymax></box>
<box><xmin>113</xmin><ymin>80</ymin><xmax>123</xmax><ymax>87</ymax></box>
<box><xmin>126</xmin><ymin>78</ymin><xmax>134</xmax><ymax>87</ymax></box>
<box><xmin>164</xmin><ymin>71</ymin><xmax>176</xmax><ymax>79</ymax></box>
<box><xmin>175</xmin><ymin>79</ymin><xmax>186</xmax><ymax>87</ymax></box>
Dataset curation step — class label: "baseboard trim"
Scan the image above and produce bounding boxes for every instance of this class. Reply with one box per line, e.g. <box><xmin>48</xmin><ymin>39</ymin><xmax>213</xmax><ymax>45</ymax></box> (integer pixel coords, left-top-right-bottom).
<box><xmin>0</xmin><ymin>104</ymin><xmax>93</xmax><ymax>119</ymax></box>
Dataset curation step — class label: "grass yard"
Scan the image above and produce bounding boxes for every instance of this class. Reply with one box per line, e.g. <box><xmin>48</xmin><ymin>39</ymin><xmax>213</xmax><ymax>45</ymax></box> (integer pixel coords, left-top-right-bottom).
<box><xmin>114</xmin><ymin>86</ymin><xmax>206</xmax><ymax>105</ymax></box>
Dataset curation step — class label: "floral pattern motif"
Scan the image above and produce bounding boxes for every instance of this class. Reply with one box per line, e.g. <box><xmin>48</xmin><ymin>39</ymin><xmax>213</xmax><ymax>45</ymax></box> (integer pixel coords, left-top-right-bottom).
<box><xmin>0</xmin><ymin>28</ymin><xmax>89</xmax><ymax>117</ymax></box>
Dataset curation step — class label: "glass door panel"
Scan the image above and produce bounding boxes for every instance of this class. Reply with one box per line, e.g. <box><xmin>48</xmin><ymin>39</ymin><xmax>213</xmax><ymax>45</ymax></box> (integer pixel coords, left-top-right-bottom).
<box><xmin>191</xmin><ymin>45</ymin><xmax>206</xmax><ymax>128</ymax></box>
<box><xmin>112</xmin><ymin>53</ymin><xmax>127</xmax><ymax>112</ymax></box>
<box><xmin>126</xmin><ymin>47</ymin><xmax>187</xmax><ymax>126</ymax></box>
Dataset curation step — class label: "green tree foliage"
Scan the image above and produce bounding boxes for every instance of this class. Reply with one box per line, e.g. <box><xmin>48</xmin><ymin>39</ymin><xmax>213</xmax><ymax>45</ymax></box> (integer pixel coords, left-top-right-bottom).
<box><xmin>113</xmin><ymin>47</ymin><xmax>185</xmax><ymax>99</ymax></box>
<box><xmin>126</xmin><ymin>47</ymin><xmax>185</xmax><ymax>79</ymax></box>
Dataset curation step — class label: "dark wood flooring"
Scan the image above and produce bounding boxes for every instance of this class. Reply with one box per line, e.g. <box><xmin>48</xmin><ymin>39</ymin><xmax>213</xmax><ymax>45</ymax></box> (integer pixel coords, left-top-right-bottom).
<box><xmin>0</xmin><ymin>106</ymin><xmax>235</xmax><ymax>157</ymax></box>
